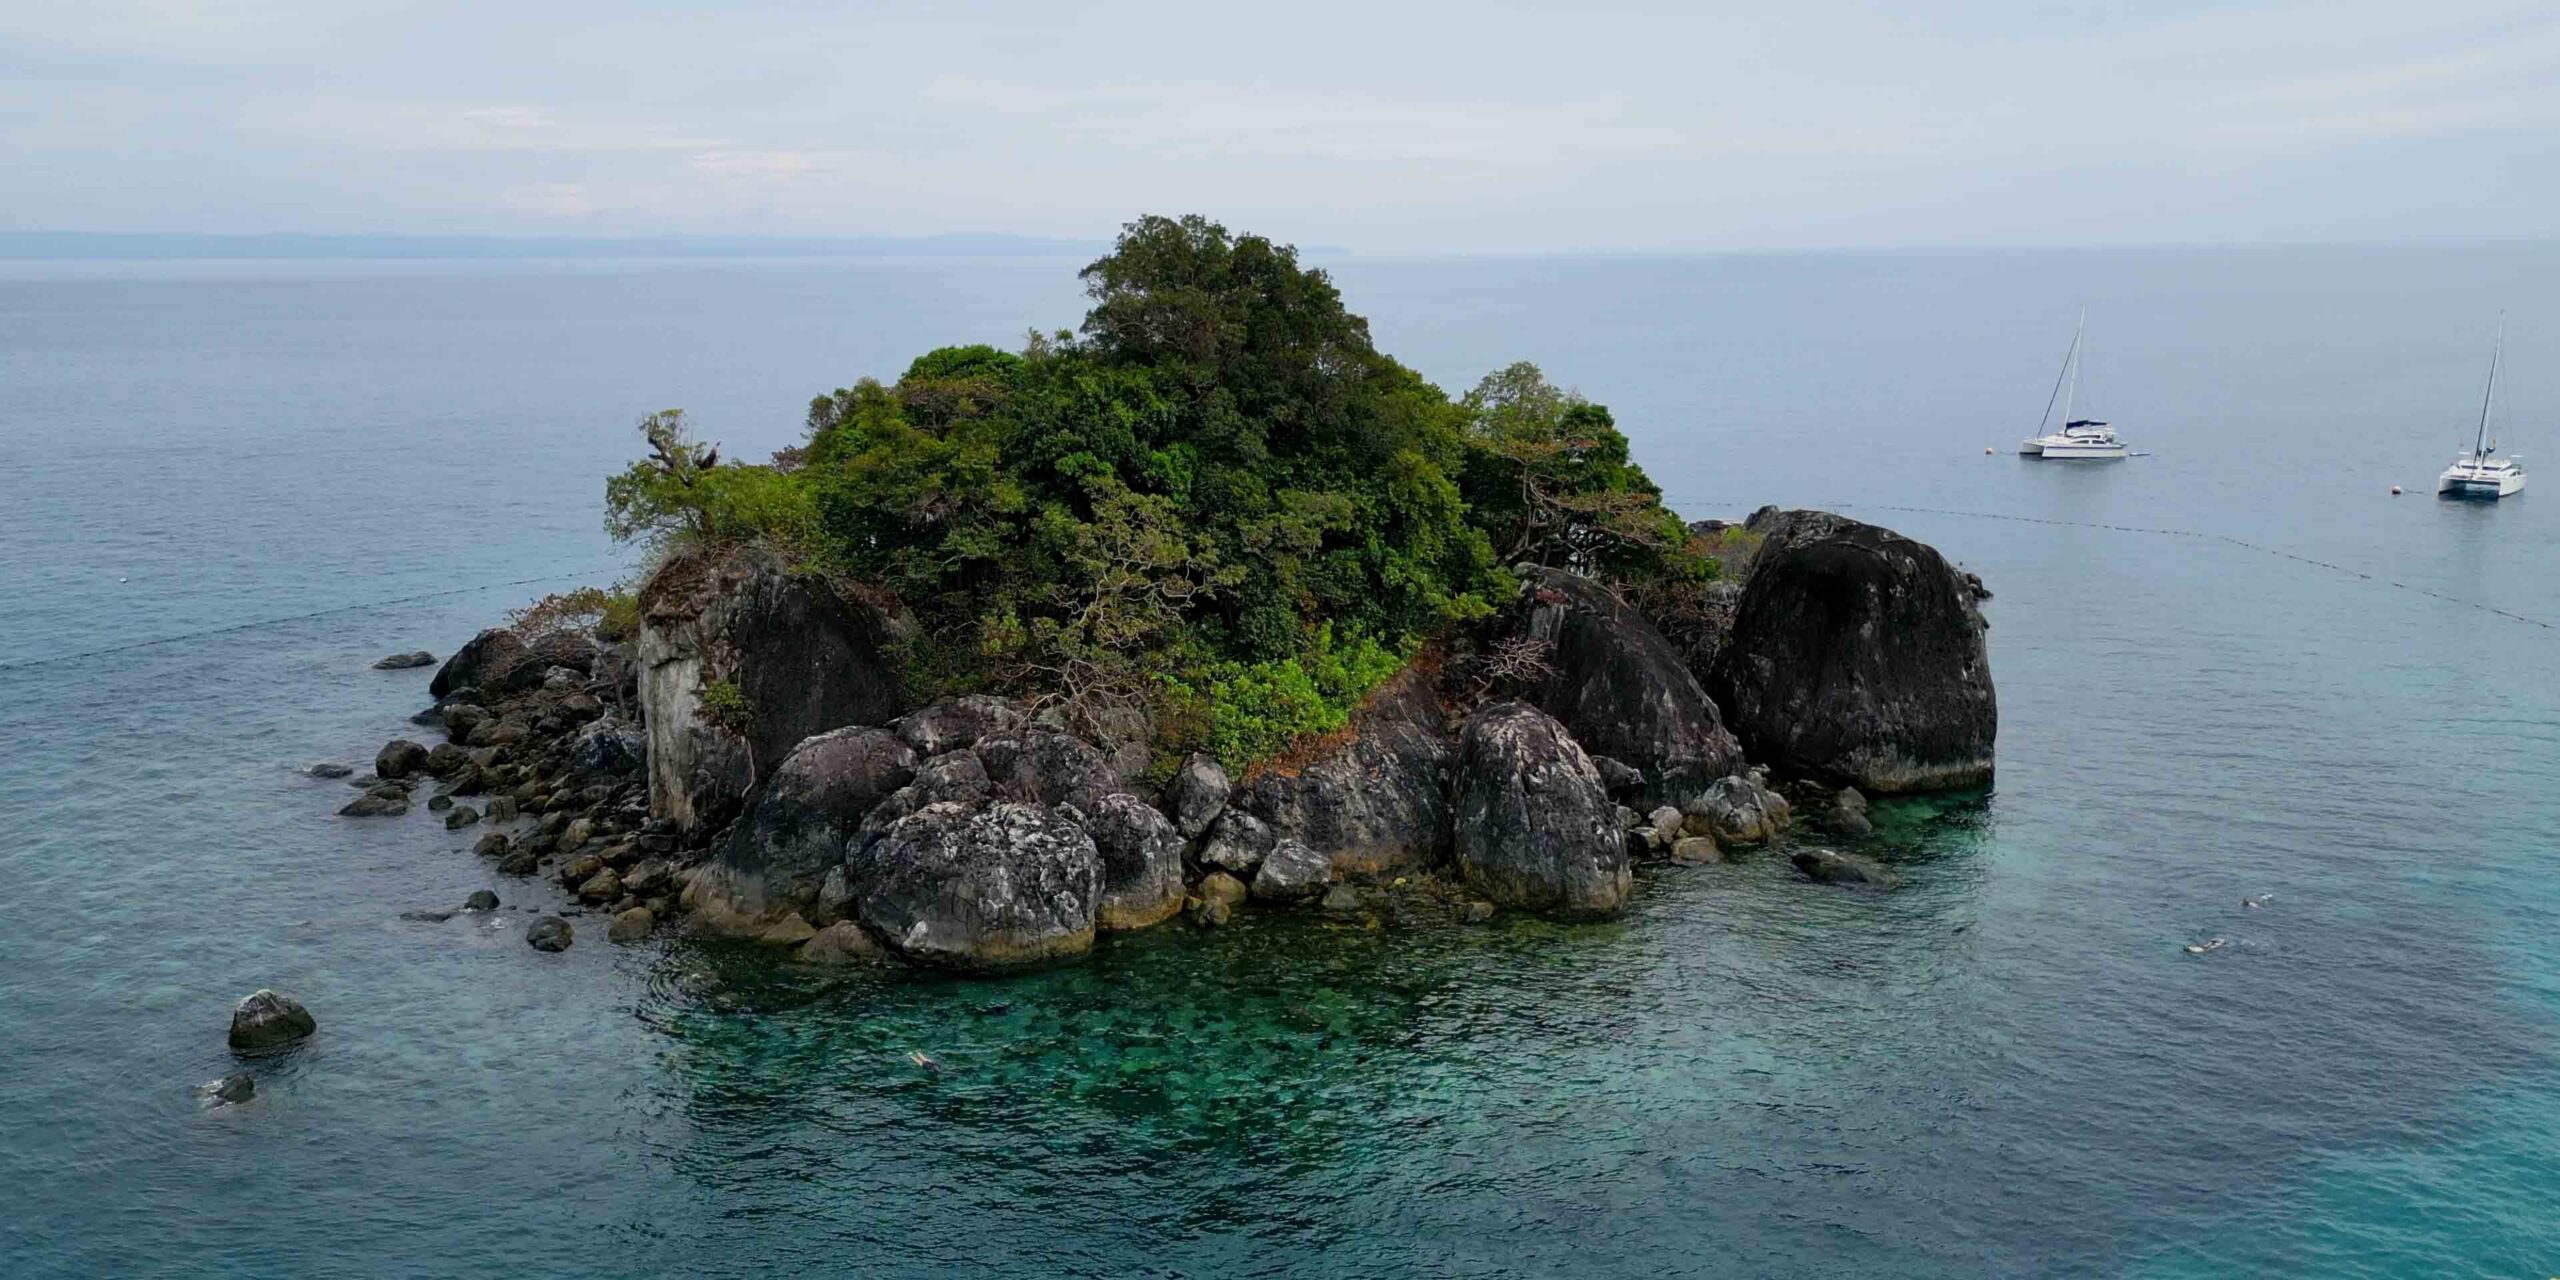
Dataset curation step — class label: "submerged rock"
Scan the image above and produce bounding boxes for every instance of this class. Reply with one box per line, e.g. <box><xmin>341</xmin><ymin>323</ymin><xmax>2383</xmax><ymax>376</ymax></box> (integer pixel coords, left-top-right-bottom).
<box><xmin>306</xmin><ymin>763</ymin><xmax>354</xmax><ymax>780</ymax></box>
<box><xmin>1196</xmin><ymin>871</ymin><xmax>1249</xmax><ymax>910</ymax></box>
<box><xmin>201</xmin><ymin>1073</ymin><xmax>257</xmax><ymax>1105</ymax></box>
<box><xmin>757</xmin><ymin>912</ymin><xmax>818</xmax><ymax>948</ymax></box>
<box><xmin>607</xmin><ymin>906</ymin><xmax>655</xmax><ymax>943</ymax></box>
<box><xmin>1670</xmin><ymin>835</ymin><xmax>1724</xmax><ymax>864</ymax></box>
<box><xmin>463</xmin><ymin>889</ymin><xmax>499</xmax><ymax>911</ymax></box>
<box><xmin>526</xmin><ymin>916</ymin><xmax>575</xmax><ymax>951</ymax></box>
<box><xmin>373</xmin><ymin>650</ymin><xmax>436</xmax><ymax>670</ymax></box>
<box><xmin>1791</xmin><ymin>847</ymin><xmax>1900</xmax><ymax>888</ymax></box>
<box><xmin>1708</xmin><ymin>509</ymin><xmax>1996</xmax><ymax>792</ymax></box>
<box><xmin>227</xmin><ymin>990</ymin><xmax>316</xmax><ymax>1051</ymax></box>
<box><xmin>338</xmin><ymin>788</ymin><xmax>410</xmax><ymax>818</ymax></box>
<box><xmin>851</xmin><ymin>800</ymin><xmax>1103</xmax><ymax>972</ymax></box>
<box><xmin>1451</xmin><ymin>702</ymin><xmax>1630</xmax><ymax>919</ymax></box>
<box><xmin>797</xmin><ymin>920</ymin><xmax>881</xmax><ymax>965</ymax></box>
<box><xmin>1822</xmin><ymin>786</ymin><xmax>1875</xmax><ymax>837</ymax></box>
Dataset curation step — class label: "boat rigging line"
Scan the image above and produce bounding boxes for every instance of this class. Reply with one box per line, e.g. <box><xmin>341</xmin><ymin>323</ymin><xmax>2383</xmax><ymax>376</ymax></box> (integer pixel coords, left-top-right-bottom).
<box><xmin>0</xmin><ymin>566</ymin><xmax>628</xmax><ymax>674</ymax></box>
<box><xmin>1672</xmin><ymin>498</ymin><xmax>2556</xmax><ymax>633</ymax></box>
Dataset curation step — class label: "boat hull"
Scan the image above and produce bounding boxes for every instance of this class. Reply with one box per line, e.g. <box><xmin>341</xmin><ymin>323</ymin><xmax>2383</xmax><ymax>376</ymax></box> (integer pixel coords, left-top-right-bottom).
<box><xmin>2033</xmin><ymin>442</ymin><xmax>2127</xmax><ymax>460</ymax></box>
<box><xmin>2437</xmin><ymin>472</ymin><xmax>2525</xmax><ymax>499</ymax></box>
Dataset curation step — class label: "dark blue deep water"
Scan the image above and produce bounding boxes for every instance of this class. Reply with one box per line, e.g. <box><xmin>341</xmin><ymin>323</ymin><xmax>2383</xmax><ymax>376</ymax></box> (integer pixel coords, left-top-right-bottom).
<box><xmin>3</xmin><ymin>246</ymin><xmax>2556</xmax><ymax>1277</ymax></box>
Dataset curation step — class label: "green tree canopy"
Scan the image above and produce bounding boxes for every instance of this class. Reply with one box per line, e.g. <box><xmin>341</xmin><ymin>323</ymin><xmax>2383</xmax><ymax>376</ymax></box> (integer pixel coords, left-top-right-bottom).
<box><xmin>604</xmin><ymin>216</ymin><xmax>1704</xmax><ymax>773</ymax></box>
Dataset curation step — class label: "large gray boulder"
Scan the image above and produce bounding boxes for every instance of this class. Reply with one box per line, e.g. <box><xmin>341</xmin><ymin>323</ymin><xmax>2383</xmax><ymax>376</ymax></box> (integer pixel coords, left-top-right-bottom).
<box><xmin>1251</xmin><ymin>837</ymin><xmax>1332</xmax><ymax>903</ymax></box>
<box><xmin>1451</xmin><ymin>702</ymin><xmax>1630</xmax><ymax>919</ymax></box>
<box><xmin>634</xmin><ymin>549</ymin><xmax>908</xmax><ymax>835</ymax></box>
<box><xmin>374</xmin><ymin>739</ymin><xmax>430</xmax><ymax>780</ymax></box>
<box><xmin>1197</xmin><ymin>810</ymin><xmax>1274</xmax><ymax>877</ymax></box>
<box><xmin>1707</xmin><ymin>510</ymin><xmax>1996</xmax><ymax>792</ymax></box>
<box><xmin>569</xmin><ymin>718</ymin><xmax>646</xmax><ymax>776</ymax></box>
<box><xmin>227</xmin><ymin>989</ymin><xmax>316</xmax><ymax>1051</ymax></box>
<box><xmin>716</xmin><ymin>726</ymin><xmax>917</xmax><ymax>909</ymax></box>
<box><xmin>1498</xmin><ymin>567</ymin><xmax>1744</xmax><ymax>806</ymax></box>
<box><xmin>851</xmin><ymin>801</ymin><xmax>1104</xmax><ymax>972</ymax></box>
<box><xmin>972</xmin><ymin>730</ymin><xmax>1126</xmax><ymax>816</ymax></box>
<box><xmin>857</xmin><ymin>749</ymin><xmax>994</xmax><ymax>848</ymax></box>
<box><xmin>1160</xmin><ymin>753</ymin><xmax>1230</xmax><ymax>840</ymax></box>
<box><xmin>889</xmin><ymin>695</ymin><xmax>1026</xmax><ymax>757</ymax></box>
<box><xmin>1080</xmin><ymin>793</ymin><xmax>1186</xmax><ymax>931</ymax></box>
<box><xmin>1239</xmin><ymin>672</ymin><xmax>1453</xmax><ymax>877</ymax></box>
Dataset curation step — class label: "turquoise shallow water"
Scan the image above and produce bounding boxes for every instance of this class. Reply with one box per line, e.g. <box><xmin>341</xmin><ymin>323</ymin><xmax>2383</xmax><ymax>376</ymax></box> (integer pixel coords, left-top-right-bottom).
<box><xmin>2</xmin><ymin>246</ymin><xmax>2556</xmax><ymax>1277</ymax></box>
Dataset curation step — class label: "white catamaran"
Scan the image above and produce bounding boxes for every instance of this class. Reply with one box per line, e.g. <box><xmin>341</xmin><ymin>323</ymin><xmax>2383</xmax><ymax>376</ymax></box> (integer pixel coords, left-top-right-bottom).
<box><xmin>2019</xmin><ymin>308</ymin><xmax>2129</xmax><ymax>460</ymax></box>
<box><xmin>2438</xmin><ymin>320</ymin><xmax>2525</xmax><ymax>499</ymax></box>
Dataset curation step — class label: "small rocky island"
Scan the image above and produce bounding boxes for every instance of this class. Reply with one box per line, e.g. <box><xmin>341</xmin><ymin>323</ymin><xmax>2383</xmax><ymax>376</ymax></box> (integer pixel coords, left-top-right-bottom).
<box><xmin>334</xmin><ymin>215</ymin><xmax>1995</xmax><ymax>975</ymax></box>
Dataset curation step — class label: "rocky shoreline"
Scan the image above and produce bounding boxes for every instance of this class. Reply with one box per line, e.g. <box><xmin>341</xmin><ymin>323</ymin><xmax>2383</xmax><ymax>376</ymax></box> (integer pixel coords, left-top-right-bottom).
<box><xmin>315</xmin><ymin>504</ymin><xmax>1994</xmax><ymax>976</ymax></box>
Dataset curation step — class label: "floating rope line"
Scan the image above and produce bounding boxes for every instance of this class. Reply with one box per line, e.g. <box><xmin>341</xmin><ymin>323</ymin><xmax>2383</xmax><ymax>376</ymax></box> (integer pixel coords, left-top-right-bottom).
<box><xmin>0</xmin><ymin>566</ymin><xmax>626</xmax><ymax>674</ymax></box>
<box><xmin>1675</xmin><ymin>498</ymin><xmax>2556</xmax><ymax>633</ymax></box>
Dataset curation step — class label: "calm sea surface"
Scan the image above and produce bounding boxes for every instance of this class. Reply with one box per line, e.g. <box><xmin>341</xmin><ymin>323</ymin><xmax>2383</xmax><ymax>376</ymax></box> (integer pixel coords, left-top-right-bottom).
<box><xmin>2</xmin><ymin>246</ymin><xmax>2555</xmax><ymax>1278</ymax></box>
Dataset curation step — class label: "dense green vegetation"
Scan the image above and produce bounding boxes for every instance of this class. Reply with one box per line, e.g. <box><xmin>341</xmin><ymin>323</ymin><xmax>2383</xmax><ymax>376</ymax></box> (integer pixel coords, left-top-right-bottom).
<box><xmin>605</xmin><ymin>215</ymin><xmax>1710</xmax><ymax>771</ymax></box>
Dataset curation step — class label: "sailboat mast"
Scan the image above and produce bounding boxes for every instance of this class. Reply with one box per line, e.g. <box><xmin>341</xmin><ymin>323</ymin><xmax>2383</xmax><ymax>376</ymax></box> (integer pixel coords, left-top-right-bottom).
<box><xmin>2038</xmin><ymin>311</ymin><xmax>2082</xmax><ymax>435</ymax></box>
<box><xmin>2473</xmin><ymin>317</ymin><xmax>2503</xmax><ymax>459</ymax></box>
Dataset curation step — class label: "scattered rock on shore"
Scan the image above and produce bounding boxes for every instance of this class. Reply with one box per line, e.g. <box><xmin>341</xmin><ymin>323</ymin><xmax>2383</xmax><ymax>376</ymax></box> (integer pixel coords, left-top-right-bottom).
<box><xmin>338</xmin><ymin>787</ymin><xmax>411</xmax><ymax>818</ymax></box>
<box><xmin>1683</xmin><ymin>775</ymin><xmax>1790</xmax><ymax>846</ymax></box>
<box><xmin>374</xmin><ymin>739</ymin><xmax>430</xmax><ymax>780</ymax></box>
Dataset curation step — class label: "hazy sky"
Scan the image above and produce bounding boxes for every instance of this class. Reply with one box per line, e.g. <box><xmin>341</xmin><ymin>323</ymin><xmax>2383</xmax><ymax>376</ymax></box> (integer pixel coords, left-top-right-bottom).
<box><xmin>6</xmin><ymin>1</ymin><xmax>2558</xmax><ymax>251</ymax></box>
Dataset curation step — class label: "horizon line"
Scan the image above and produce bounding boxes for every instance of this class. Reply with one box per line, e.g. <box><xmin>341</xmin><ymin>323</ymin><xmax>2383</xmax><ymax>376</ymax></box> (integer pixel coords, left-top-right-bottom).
<box><xmin>1</xmin><ymin>229</ymin><xmax>2552</xmax><ymax>263</ymax></box>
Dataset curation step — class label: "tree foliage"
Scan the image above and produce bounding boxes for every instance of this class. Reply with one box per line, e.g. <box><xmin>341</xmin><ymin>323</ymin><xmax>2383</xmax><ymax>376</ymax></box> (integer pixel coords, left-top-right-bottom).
<box><xmin>601</xmin><ymin>216</ymin><xmax>1703</xmax><ymax>769</ymax></box>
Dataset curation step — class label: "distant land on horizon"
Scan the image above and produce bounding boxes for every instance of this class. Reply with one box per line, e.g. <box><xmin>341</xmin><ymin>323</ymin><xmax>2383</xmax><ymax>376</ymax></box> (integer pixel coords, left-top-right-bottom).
<box><xmin>0</xmin><ymin>232</ymin><xmax>1115</xmax><ymax>261</ymax></box>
